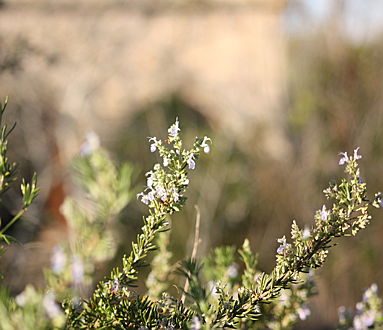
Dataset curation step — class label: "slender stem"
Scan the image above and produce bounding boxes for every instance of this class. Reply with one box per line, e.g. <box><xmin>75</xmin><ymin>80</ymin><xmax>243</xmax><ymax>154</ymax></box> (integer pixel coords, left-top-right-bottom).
<box><xmin>0</xmin><ymin>207</ymin><xmax>26</xmax><ymax>236</ymax></box>
<box><xmin>182</xmin><ymin>205</ymin><xmax>201</xmax><ymax>303</ymax></box>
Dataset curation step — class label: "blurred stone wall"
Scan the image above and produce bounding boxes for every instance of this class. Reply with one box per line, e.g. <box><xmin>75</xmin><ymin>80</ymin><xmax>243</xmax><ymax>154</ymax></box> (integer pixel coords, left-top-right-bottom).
<box><xmin>0</xmin><ymin>0</ymin><xmax>288</xmax><ymax>164</ymax></box>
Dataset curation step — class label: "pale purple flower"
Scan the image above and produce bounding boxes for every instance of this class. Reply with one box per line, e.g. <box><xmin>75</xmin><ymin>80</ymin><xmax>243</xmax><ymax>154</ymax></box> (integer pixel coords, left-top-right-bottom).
<box><xmin>147</xmin><ymin>176</ymin><xmax>154</xmax><ymax>188</ymax></box>
<box><xmin>155</xmin><ymin>185</ymin><xmax>167</xmax><ymax>202</ymax></box>
<box><xmin>169</xmin><ymin>118</ymin><xmax>180</xmax><ymax>138</ymax></box>
<box><xmin>72</xmin><ymin>255</ymin><xmax>84</xmax><ymax>286</ymax></box>
<box><xmin>227</xmin><ymin>264</ymin><xmax>238</xmax><ymax>278</ymax></box>
<box><xmin>338</xmin><ymin>306</ymin><xmax>347</xmax><ymax>324</ymax></box>
<box><xmin>191</xmin><ymin>316</ymin><xmax>202</xmax><ymax>330</ymax></box>
<box><xmin>112</xmin><ymin>278</ymin><xmax>120</xmax><ymax>293</ymax></box>
<box><xmin>297</xmin><ymin>305</ymin><xmax>311</xmax><ymax>320</ymax></box>
<box><xmin>201</xmin><ymin>136</ymin><xmax>211</xmax><ymax>154</ymax></box>
<box><xmin>339</xmin><ymin>152</ymin><xmax>349</xmax><ymax>165</ymax></box>
<box><xmin>302</xmin><ymin>227</ymin><xmax>310</xmax><ymax>239</ymax></box>
<box><xmin>138</xmin><ymin>190</ymin><xmax>155</xmax><ymax>205</ymax></box>
<box><xmin>80</xmin><ymin>131</ymin><xmax>100</xmax><ymax>156</ymax></box>
<box><xmin>137</xmin><ymin>192</ymin><xmax>149</xmax><ymax>205</ymax></box>
<box><xmin>43</xmin><ymin>292</ymin><xmax>62</xmax><ymax>319</ymax></box>
<box><xmin>207</xmin><ymin>281</ymin><xmax>219</xmax><ymax>297</ymax></box>
<box><xmin>149</xmin><ymin>137</ymin><xmax>158</xmax><ymax>153</ymax></box>
<box><xmin>279</xmin><ymin>291</ymin><xmax>288</xmax><ymax>305</ymax></box>
<box><xmin>354</xmin><ymin>147</ymin><xmax>362</xmax><ymax>160</ymax></box>
<box><xmin>277</xmin><ymin>236</ymin><xmax>287</xmax><ymax>254</ymax></box>
<box><xmin>15</xmin><ymin>291</ymin><xmax>27</xmax><ymax>307</ymax></box>
<box><xmin>353</xmin><ymin>310</ymin><xmax>376</xmax><ymax>330</ymax></box>
<box><xmin>51</xmin><ymin>245</ymin><xmax>67</xmax><ymax>274</ymax></box>
<box><xmin>181</xmin><ymin>177</ymin><xmax>189</xmax><ymax>186</ymax></box>
<box><xmin>356</xmin><ymin>302</ymin><xmax>363</xmax><ymax>312</ymax></box>
<box><xmin>147</xmin><ymin>190</ymin><xmax>155</xmax><ymax>201</ymax></box>
<box><xmin>187</xmin><ymin>154</ymin><xmax>195</xmax><ymax>170</ymax></box>
<box><xmin>320</xmin><ymin>205</ymin><xmax>330</xmax><ymax>221</ymax></box>
<box><xmin>363</xmin><ymin>283</ymin><xmax>378</xmax><ymax>302</ymax></box>
<box><xmin>173</xmin><ymin>187</ymin><xmax>179</xmax><ymax>202</ymax></box>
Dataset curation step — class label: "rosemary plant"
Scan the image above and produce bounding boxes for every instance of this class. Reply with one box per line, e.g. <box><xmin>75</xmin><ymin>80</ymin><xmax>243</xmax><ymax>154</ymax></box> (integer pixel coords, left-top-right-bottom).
<box><xmin>66</xmin><ymin>119</ymin><xmax>211</xmax><ymax>328</ymax></box>
<box><xmin>0</xmin><ymin>97</ymin><xmax>39</xmax><ymax>254</ymax></box>
<box><xmin>0</xmin><ymin>104</ymin><xmax>382</xmax><ymax>329</ymax></box>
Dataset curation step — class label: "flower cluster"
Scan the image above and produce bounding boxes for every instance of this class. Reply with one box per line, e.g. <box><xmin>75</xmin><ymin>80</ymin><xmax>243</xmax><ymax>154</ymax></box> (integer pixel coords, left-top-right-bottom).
<box><xmin>137</xmin><ymin>118</ymin><xmax>211</xmax><ymax>214</ymax></box>
<box><xmin>1</xmin><ymin>101</ymin><xmax>383</xmax><ymax>330</ymax></box>
<box><xmin>338</xmin><ymin>283</ymin><xmax>382</xmax><ymax>329</ymax></box>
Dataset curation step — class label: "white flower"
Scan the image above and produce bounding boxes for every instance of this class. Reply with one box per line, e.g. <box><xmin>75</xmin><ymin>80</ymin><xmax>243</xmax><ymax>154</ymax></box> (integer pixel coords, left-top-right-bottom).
<box><xmin>169</xmin><ymin>118</ymin><xmax>180</xmax><ymax>138</ymax></box>
<box><xmin>147</xmin><ymin>176</ymin><xmax>154</xmax><ymax>188</ymax></box>
<box><xmin>354</xmin><ymin>147</ymin><xmax>362</xmax><ymax>160</ymax></box>
<box><xmin>277</xmin><ymin>236</ymin><xmax>287</xmax><ymax>254</ymax></box>
<box><xmin>363</xmin><ymin>283</ymin><xmax>378</xmax><ymax>302</ymax></box>
<box><xmin>80</xmin><ymin>131</ymin><xmax>100</xmax><ymax>156</ymax></box>
<box><xmin>187</xmin><ymin>154</ymin><xmax>196</xmax><ymax>170</ymax></box>
<box><xmin>155</xmin><ymin>185</ymin><xmax>167</xmax><ymax>202</ymax></box>
<box><xmin>137</xmin><ymin>192</ymin><xmax>149</xmax><ymax>205</ymax></box>
<box><xmin>163</xmin><ymin>157</ymin><xmax>169</xmax><ymax>167</ymax></box>
<box><xmin>72</xmin><ymin>256</ymin><xmax>84</xmax><ymax>286</ymax></box>
<box><xmin>302</xmin><ymin>226</ymin><xmax>310</xmax><ymax>239</ymax></box>
<box><xmin>279</xmin><ymin>291</ymin><xmax>288</xmax><ymax>305</ymax></box>
<box><xmin>338</xmin><ymin>306</ymin><xmax>347</xmax><ymax>323</ymax></box>
<box><xmin>173</xmin><ymin>187</ymin><xmax>179</xmax><ymax>202</ymax></box>
<box><xmin>51</xmin><ymin>245</ymin><xmax>67</xmax><ymax>274</ymax></box>
<box><xmin>339</xmin><ymin>151</ymin><xmax>349</xmax><ymax>165</ymax></box>
<box><xmin>353</xmin><ymin>310</ymin><xmax>376</xmax><ymax>330</ymax></box>
<box><xmin>112</xmin><ymin>278</ymin><xmax>120</xmax><ymax>293</ymax></box>
<box><xmin>15</xmin><ymin>291</ymin><xmax>26</xmax><ymax>307</ymax></box>
<box><xmin>356</xmin><ymin>302</ymin><xmax>363</xmax><ymax>312</ymax></box>
<box><xmin>297</xmin><ymin>305</ymin><xmax>311</xmax><ymax>320</ymax></box>
<box><xmin>208</xmin><ymin>281</ymin><xmax>219</xmax><ymax>297</ymax></box>
<box><xmin>201</xmin><ymin>136</ymin><xmax>211</xmax><ymax>154</ymax></box>
<box><xmin>147</xmin><ymin>190</ymin><xmax>155</xmax><ymax>202</ymax></box>
<box><xmin>320</xmin><ymin>205</ymin><xmax>330</xmax><ymax>221</ymax></box>
<box><xmin>43</xmin><ymin>292</ymin><xmax>62</xmax><ymax>319</ymax></box>
<box><xmin>191</xmin><ymin>316</ymin><xmax>202</xmax><ymax>330</ymax></box>
<box><xmin>149</xmin><ymin>137</ymin><xmax>158</xmax><ymax>153</ymax></box>
<box><xmin>182</xmin><ymin>177</ymin><xmax>189</xmax><ymax>186</ymax></box>
<box><xmin>227</xmin><ymin>264</ymin><xmax>238</xmax><ymax>278</ymax></box>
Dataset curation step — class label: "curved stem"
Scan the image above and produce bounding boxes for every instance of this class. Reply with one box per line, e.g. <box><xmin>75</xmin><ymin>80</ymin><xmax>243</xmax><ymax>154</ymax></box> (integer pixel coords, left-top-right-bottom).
<box><xmin>0</xmin><ymin>207</ymin><xmax>26</xmax><ymax>236</ymax></box>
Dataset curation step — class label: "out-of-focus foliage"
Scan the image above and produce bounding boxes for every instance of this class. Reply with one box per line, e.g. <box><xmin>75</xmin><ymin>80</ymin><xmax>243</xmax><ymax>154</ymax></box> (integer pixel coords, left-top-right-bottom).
<box><xmin>0</xmin><ymin>107</ymin><xmax>382</xmax><ymax>328</ymax></box>
<box><xmin>45</xmin><ymin>141</ymin><xmax>135</xmax><ymax>300</ymax></box>
<box><xmin>338</xmin><ymin>283</ymin><xmax>383</xmax><ymax>329</ymax></box>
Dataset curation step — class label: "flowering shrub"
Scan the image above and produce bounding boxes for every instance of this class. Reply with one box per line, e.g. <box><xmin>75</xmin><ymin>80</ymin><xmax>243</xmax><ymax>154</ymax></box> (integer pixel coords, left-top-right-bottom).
<box><xmin>0</xmin><ymin>99</ymin><xmax>382</xmax><ymax>329</ymax></box>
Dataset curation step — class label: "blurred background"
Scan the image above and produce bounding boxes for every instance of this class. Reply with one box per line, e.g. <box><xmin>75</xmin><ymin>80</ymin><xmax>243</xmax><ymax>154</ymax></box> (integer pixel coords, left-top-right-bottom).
<box><xmin>1</xmin><ymin>0</ymin><xmax>383</xmax><ymax>328</ymax></box>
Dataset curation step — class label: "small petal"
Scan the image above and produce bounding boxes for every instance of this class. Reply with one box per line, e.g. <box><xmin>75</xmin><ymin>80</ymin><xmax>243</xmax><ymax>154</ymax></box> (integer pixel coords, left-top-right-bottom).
<box><xmin>201</xmin><ymin>136</ymin><xmax>211</xmax><ymax>154</ymax></box>
<box><xmin>297</xmin><ymin>305</ymin><xmax>311</xmax><ymax>320</ymax></box>
<box><xmin>147</xmin><ymin>177</ymin><xmax>154</xmax><ymax>188</ymax></box>
<box><xmin>80</xmin><ymin>131</ymin><xmax>100</xmax><ymax>156</ymax></box>
<box><xmin>354</xmin><ymin>147</ymin><xmax>362</xmax><ymax>160</ymax></box>
<box><xmin>187</xmin><ymin>154</ymin><xmax>196</xmax><ymax>170</ymax></box>
<box><xmin>72</xmin><ymin>256</ymin><xmax>84</xmax><ymax>286</ymax></box>
<box><xmin>302</xmin><ymin>227</ymin><xmax>310</xmax><ymax>239</ymax></box>
<box><xmin>51</xmin><ymin>245</ymin><xmax>67</xmax><ymax>274</ymax></box>
<box><xmin>277</xmin><ymin>236</ymin><xmax>287</xmax><ymax>254</ymax></box>
<box><xmin>320</xmin><ymin>205</ymin><xmax>329</xmax><ymax>221</ymax></box>
<box><xmin>43</xmin><ymin>292</ymin><xmax>62</xmax><ymax>319</ymax></box>
<box><xmin>339</xmin><ymin>152</ymin><xmax>349</xmax><ymax>165</ymax></box>
<box><xmin>169</xmin><ymin>118</ymin><xmax>180</xmax><ymax>138</ymax></box>
<box><xmin>173</xmin><ymin>187</ymin><xmax>179</xmax><ymax>202</ymax></box>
